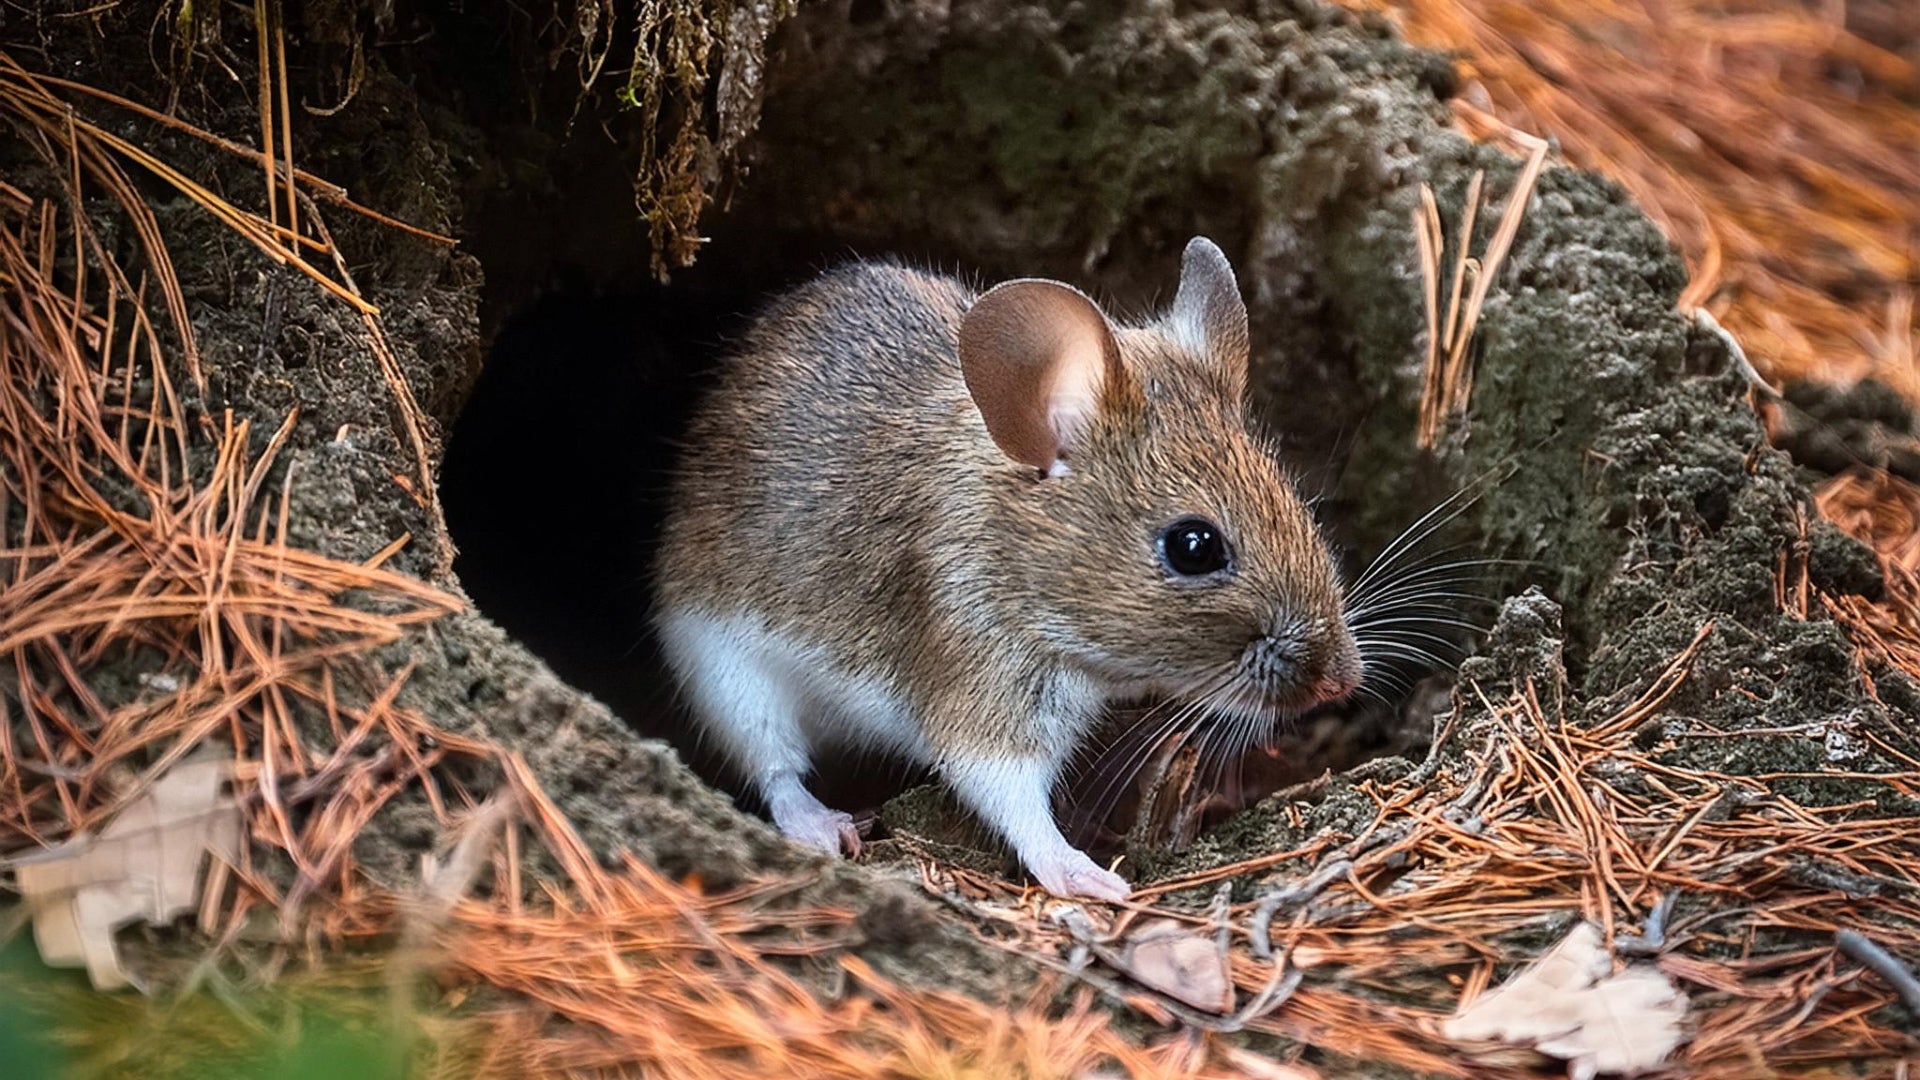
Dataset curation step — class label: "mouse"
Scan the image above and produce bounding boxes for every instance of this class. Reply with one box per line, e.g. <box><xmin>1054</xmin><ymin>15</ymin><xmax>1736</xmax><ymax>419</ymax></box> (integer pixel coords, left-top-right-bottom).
<box><xmin>652</xmin><ymin>237</ymin><xmax>1363</xmax><ymax>901</ymax></box>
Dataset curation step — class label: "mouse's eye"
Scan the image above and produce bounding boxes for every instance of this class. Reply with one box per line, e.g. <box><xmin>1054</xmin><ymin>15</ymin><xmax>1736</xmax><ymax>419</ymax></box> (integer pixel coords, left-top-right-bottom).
<box><xmin>1159</xmin><ymin>517</ymin><xmax>1232</xmax><ymax>578</ymax></box>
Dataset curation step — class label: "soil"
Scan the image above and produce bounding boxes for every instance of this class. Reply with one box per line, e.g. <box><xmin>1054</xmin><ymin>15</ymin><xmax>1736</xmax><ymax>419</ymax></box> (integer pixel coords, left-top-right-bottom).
<box><xmin>7</xmin><ymin>0</ymin><xmax>1912</xmax><ymax>1028</ymax></box>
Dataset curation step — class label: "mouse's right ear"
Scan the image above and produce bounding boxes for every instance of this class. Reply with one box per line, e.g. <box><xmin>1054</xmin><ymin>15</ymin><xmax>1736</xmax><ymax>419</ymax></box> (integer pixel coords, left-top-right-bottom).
<box><xmin>959</xmin><ymin>280</ymin><xmax>1120</xmax><ymax>477</ymax></box>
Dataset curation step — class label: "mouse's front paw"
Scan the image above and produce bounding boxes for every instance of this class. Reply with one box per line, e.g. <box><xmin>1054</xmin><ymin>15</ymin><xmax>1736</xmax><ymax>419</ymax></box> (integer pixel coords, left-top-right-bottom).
<box><xmin>1027</xmin><ymin>849</ymin><xmax>1130</xmax><ymax>902</ymax></box>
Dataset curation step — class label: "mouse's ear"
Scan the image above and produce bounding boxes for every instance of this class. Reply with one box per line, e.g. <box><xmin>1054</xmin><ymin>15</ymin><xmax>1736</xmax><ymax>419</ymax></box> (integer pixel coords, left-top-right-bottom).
<box><xmin>1171</xmin><ymin>236</ymin><xmax>1250</xmax><ymax>382</ymax></box>
<box><xmin>960</xmin><ymin>279</ymin><xmax>1119</xmax><ymax>476</ymax></box>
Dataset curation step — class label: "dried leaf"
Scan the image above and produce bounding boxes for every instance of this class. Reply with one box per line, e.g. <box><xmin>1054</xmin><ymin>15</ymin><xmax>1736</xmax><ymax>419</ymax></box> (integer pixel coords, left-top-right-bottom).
<box><xmin>1118</xmin><ymin>918</ymin><xmax>1234</xmax><ymax>1014</ymax></box>
<box><xmin>1536</xmin><ymin>967</ymin><xmax>1689</xmax><ymax>1079</ymax></box>
<box><xmin>8</xmin><ymin>751</ymin><xmax>241</xmax><ymax>990</ymax></box>
<box><xmin>1444</xmin><ymin>921</ymin><xmax>1611</xmax><ymax>1042</ymax></box>
<box><xmin>1444</xmin><ymin>922</ymin><xmax>1688</xmax><ymax>1078</ymax></box>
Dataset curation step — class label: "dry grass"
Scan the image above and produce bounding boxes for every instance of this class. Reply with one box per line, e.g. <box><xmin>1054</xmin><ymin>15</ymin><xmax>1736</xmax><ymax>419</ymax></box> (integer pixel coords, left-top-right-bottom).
<box><xmin>0</xmin><ymin>55</ymin><xmax>464</xmax><ymax>879</ymax></box>
<box><xmin>1812</xmin><ymin>468</ymin><xmax>1920</xmax><ymax>689</ymax></box>
<box><xmin>1353</xmin><ymin>0</ymin><xmax>1920</xmax><ymax>399</ymax></box>
<box><xmin>1413</xmin><ymin>127</ymin><xmax>1548</xmax><ymax>448</ymax></box>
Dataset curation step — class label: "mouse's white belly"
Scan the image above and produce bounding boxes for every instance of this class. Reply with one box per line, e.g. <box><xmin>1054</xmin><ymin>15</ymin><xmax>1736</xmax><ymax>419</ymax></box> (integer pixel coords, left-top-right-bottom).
<box><xmin>659</xmin><ymin>609</ymin><xmax>931</xmax><ymax>762</ymax></box>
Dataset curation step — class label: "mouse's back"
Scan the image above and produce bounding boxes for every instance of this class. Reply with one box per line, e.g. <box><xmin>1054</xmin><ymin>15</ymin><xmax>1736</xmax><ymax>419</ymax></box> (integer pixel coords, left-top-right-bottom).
<box><xmin>654</xmin><ymin>261</ymin><xmax>987</xmax><ymax>645</ymax></box>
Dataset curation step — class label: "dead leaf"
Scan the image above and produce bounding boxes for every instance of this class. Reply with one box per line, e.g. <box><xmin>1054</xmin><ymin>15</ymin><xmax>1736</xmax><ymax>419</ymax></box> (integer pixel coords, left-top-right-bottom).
<box><xmin>1535</xmin><ymin>967</ymin><xmax>1688</xmax><ymax>1079</ymax></box>
<box><xmin>7</xmin><ymin>750</ymin><xmax>241</xmax><ymax>990</ymax></box>
<box><xmin>1117</xmin><ymin>918</ymin><xmax>1234</xmax><ymax>1013</ymax></box>
<box><xmin>1444</xmin><ymin>921</ymin><xmax>1611</xmax><ymax>1043</ymax></box>
<box><xmin>1443</xmin><ymin>921</ymin><xmax>1688</xmax><ymax>1078</ymax></box>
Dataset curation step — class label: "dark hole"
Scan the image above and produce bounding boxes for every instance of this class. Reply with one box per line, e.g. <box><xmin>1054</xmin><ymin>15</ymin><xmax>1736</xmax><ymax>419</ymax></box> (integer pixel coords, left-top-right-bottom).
<box><xmin>1695</xmin><ymin>483</ymin><xmax>1732</xmax><ymax>532</ymax></box>
<box><xmin>846</xmin><ymin>0</ymin><xmax>887</xmax><ymax>28</ymax></box>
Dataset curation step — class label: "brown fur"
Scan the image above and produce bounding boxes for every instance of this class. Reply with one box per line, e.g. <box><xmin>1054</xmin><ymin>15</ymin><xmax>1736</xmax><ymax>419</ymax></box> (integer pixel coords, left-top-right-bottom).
<box><xmin>655</xmin><ymin>243</ymin><xmax>1359</xmax><ymax>766</ymax></box>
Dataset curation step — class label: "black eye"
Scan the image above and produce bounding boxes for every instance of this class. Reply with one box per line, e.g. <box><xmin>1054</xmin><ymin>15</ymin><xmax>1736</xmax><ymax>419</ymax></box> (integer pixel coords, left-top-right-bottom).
<box><xmin>1159</xmin><ymin>517</ymin><xmax>1231</xmax><ymax>578</ymax></box>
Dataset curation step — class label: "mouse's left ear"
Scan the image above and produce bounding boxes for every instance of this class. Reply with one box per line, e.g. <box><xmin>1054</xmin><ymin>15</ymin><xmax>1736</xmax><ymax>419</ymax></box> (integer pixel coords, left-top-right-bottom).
<box><xmin>1171</xmin><ymin>236</ymin><xmax>1250</xmax><ymax>384</ymax></box>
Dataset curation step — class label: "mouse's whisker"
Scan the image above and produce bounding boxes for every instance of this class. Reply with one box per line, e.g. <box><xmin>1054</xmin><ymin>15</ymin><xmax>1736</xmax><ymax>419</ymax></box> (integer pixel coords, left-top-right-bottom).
<box><xmin>1350</xmin><ymin>613</ymin><xmax>1486</xmax><ymax>636</ymax></box>
<box><xmin>1067</xmin><ymin>668</ymin><xmax>1244</xmax><ymax>837</ymax></box>
<box><xmin>1357</xmin><ymin>639</ymin><xmax>1456</xmax><ymax>670</ymax></box>
<box><xmin>1360</xmin><ymin>651</ymin><xmax>1415</xmax><ymax>684</ymax></box>
<box><xmin>1346</xmin><ymin>555</ymin><xmax>1511</xmax><ymax>610</ymax></box>
<box><xmin>1188</xmin><ymin>722</ymin><xmax>1238</xmax><ymax>819</ymax></box>
<box><xmin>1353</xmin><ymin>679</ymin><xmax>1402</xmax><ymax>707</ymax></box>
<box><xmin>1345</xmin><ymin>457</ymin><xmax>1527</xmax><ymax>601</ymax></box>
<box><xmin>1348</xmin><ymin>572</ymin><xmax>1503</xmax><ymax>612</ymax></box>
<box><xmin>1066</xmin><ymin>693</ymin><xmax>1188</xmax><ymax>772</ymax></box>
<box><xmin>1195</xmin><ymin>699</ymin><xmax>1264</xmax><ymax>810</ymax></box>
<box><xmin>1067</xmin><ymin>669</ymin><xmax>1239</xmax><ymax>837</ymax></box>
<box><xmin>1359</xmin><ymin>625</ymin><xmax>1469</xmax><ymax>652</ymax></box>
<box><xmin>1079</xmin><ymin>705</ymin><xmax>1207</xmax><ymax>836</ymax></box>
<box><xmin>1346</xmin><ymin>488</ymin><xmax>1486</xmax><ymax>597</ymax></box>
<box><xmin>1064</xmin><ymin>696</ymin><xmax>1202</xmax><ymax>824</ymax></box>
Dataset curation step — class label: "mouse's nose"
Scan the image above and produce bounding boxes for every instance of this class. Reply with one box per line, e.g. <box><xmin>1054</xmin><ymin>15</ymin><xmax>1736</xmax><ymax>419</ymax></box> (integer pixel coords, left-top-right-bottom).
<box><xmin>1310</xmin><ymin>670</ymin><xmax>1359</xmax><ymax>703</ymax></box>
<box><xmin>1246</xmin><ymin>621</ymin><xmax>1363</xmax><ymax>706</ymax></box>
<box><xmin>1308</xmin><ymin>634</ymin><xmax>1363</xmax><ymax>704</ymax></box>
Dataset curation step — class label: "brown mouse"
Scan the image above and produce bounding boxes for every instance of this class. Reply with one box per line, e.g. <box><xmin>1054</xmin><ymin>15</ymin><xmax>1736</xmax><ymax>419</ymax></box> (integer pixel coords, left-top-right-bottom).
<box><xmin>653</xmin><ymin>238</ymin><xmax>1362</xmax><ymax>900</ymax></box>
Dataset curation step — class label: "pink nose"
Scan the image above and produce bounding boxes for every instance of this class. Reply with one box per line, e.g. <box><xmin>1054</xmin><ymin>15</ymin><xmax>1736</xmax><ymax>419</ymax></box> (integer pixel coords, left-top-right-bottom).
<box><xmin>1311</xmin><ymin>670</ymin><xmax>1360</xmax><ymax>704</ymax></box>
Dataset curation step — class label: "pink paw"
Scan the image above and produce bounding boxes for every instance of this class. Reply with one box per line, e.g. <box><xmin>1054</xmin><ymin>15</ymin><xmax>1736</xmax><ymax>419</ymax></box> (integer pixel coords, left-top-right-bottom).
<box><xmin>774</xmin><ymin>804</ymin><xmax>861</xmax><ymax>857</ymax></box>
<box><xmin>1027</xmin><ymin>850</ymin><xmax>1130</xmax><ymax>902</ymax></box>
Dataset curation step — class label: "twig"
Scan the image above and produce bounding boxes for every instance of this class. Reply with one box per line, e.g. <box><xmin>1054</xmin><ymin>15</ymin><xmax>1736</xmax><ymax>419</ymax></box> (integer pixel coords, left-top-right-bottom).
<box><xmin>1836</xmin><ymin>930</ymin><xmax>1920</xmax><ymax>1017</ymax></box>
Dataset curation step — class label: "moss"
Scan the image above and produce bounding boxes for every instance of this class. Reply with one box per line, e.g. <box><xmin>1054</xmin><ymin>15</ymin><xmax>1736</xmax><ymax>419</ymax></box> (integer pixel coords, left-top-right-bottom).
<box><xmin>933</xmin><ymin>20</ymin><xmax>1268</xmax><ymax>245</ymax></box>
<box><xmin>615</xmin><ymin>0</ymin><xmax>799</xmax><ymax>276</ymax></box>
<box><xmin>1808</xmin><ymin>518</ymin><xmax>1885</xmax><ymax>600</ymax></box>
<box><xmin>1136</xmin><ymin>771</ymin><xmax>1392</xmax><ymax>898</ymax></box>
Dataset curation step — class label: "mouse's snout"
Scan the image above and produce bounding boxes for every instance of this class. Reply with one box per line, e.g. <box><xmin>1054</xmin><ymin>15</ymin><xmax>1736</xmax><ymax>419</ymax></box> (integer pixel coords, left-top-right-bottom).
<box><xmin>1240</xmin><ymin>620</ymin><xmax>1363</xmax><ymax>711</ymax></box>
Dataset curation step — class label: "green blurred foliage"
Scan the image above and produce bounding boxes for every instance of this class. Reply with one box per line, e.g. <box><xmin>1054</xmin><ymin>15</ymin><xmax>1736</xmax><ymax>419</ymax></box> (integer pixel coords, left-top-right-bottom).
<box><xmin>0</xmin><ymin>932</ymin><xmax>420</xmax><ymax>1080</ymax></box>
